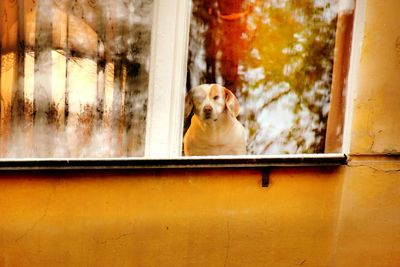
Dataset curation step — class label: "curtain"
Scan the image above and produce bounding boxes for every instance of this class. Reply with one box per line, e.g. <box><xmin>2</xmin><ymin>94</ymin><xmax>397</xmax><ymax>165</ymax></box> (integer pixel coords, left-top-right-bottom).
<box><xmin>0</xmin><ymin>0</ymin><xmax>153</xmax><ymax>157</ymax></box>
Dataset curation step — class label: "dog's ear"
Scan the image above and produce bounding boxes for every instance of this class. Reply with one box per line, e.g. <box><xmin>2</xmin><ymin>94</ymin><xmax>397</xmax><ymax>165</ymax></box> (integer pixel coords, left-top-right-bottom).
<box><xmin>224</xmin><ymin>88</ymin><xmax>240</xmax><ymax>117</ymax></box>
<box><xmin>184</xmin><ymin>90</ymin><xmax>193</xmax><ymax>119</ymax></box>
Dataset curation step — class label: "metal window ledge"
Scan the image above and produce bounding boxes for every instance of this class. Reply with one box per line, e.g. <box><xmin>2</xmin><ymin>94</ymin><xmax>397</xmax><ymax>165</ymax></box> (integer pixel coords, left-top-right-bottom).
<box><xmin>0</xmin><ymin>153</ymin><xmax>346</xmax><ymax>170</ymax></box>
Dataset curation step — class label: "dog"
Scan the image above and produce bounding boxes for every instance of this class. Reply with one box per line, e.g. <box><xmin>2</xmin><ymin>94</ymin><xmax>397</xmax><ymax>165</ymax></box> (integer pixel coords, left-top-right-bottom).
<box><xmin>183</xmin><ymin>84</ymin><xmax>247</xmax><ymax>156</ymax></box>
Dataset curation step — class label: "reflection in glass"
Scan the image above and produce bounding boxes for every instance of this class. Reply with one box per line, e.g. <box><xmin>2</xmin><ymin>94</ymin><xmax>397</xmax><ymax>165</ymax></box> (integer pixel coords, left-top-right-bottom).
<box><xmin>187</xmin><ymin>0</ymin><xmax>338</xmax><ymax>154</ymax></box>
<box><xmin>0</xmin><ymin>0</ymin><xmax>153</xmax><ymax>157</ymax></box>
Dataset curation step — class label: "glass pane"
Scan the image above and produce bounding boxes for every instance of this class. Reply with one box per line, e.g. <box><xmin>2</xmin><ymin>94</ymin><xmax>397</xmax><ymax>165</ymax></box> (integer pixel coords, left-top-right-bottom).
<box><xmin>185</xmin><ymin>0</ymin><xmax>339</xmax><ymax>156</ymax></box>
<box><xmin>0</xmin><ymin>0</ymin><xmax>153</xmax><ymax>157</ymax></box>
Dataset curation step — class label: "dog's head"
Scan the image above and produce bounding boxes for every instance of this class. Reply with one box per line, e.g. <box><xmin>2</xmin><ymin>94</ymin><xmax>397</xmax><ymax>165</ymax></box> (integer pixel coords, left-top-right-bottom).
<box><xmin>185</xmin><ymin>84</ymin><xmax>240</xmax><ymax>121</ymax></box>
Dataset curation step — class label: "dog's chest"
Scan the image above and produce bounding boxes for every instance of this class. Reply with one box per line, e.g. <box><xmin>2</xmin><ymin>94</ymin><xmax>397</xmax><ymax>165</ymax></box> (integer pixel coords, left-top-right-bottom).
<box><xmin>184</xmin><ymin>119</ymin><xmax>246</xmax><ymax>155</ymax></box>
<box><xmin>188</xmin><ymin>136</ymin><xmax>240</xmax><ymax>155</ymax></box>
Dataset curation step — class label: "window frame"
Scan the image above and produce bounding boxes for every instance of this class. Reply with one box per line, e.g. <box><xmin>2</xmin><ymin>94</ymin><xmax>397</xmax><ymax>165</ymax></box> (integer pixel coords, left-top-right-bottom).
<box><xmin>0</xmin><ymin>0</ymin><xmax>365</xmax><ymax>169</ymax></box>
<box><xmin>144</xmin><ymin>0</ymin><xmax>191</xmax><ymax>158</ymax></box>
<box><xmin>145</xmin><ymin>0</ymin><xmax>359</xmax><ymax>161</ymax></box>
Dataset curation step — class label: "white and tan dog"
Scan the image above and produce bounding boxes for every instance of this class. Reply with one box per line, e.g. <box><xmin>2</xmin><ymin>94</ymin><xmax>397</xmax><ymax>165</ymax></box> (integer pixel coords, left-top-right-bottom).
<box><xmin>183</xmin><ymin>84</ymin><xmax>246</xmax><ymax>156</ymax></box>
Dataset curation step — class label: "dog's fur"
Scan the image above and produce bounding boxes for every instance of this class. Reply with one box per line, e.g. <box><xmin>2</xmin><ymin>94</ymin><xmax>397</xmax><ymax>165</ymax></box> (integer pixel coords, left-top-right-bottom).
<box><xmin>183</xmin><ymin>84</ymin><xmax>246</xmax><ymax>156</ymax></box>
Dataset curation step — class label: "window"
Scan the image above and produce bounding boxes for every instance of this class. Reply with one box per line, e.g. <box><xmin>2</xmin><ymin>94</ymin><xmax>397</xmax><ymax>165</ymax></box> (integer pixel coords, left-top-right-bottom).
<box><xmin>186</xmin><ymin>0</ymin><xmax>339</xmax><ymax>155</ymax></box>
<box><xmin>0</xmin><ymin>0</ymin><xmax>356</xmax><ymax>167</ymax></box>
<box><xmin>1</xmin><ymin>0</ymin><xmax>152</xmax><ymax>157</ymax></box>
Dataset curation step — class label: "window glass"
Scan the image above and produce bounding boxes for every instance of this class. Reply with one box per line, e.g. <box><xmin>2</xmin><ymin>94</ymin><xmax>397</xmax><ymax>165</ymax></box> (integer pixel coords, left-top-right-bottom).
<box><xmin>186</xmin><ymin>0</ymin><xmax>339</xmax><ymax>155</ymax></box>
<box><xmin>0</xmin><ymin>0</ymin><xmax>152</xmax><ymax>157</ymax></box>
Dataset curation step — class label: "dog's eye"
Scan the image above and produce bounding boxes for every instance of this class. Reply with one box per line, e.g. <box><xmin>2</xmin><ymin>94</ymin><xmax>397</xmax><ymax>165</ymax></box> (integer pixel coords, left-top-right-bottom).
<box><xmin>213</xmin><ymin>96</ymin><xmax>220</xmax><ymax>100</ymax></box>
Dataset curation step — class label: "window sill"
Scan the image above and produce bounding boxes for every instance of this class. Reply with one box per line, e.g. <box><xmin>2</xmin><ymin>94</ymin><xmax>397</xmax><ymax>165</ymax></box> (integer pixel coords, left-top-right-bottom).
<box><xmin>0</xmin><ymin>153</ymin><xmax>346</xmax><ymax>170</ymax></box>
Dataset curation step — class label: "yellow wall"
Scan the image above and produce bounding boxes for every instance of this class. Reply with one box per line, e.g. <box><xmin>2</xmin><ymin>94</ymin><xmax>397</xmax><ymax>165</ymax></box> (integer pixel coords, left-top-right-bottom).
<box><xmin>350</xmin><ymin>0</ymin><xmax>400</xmax><ymax>153</ymax></box>
<box><xmin>332</xmin><ymin>0</ymin><xmax>400</xmax><ymax>265</ymax></box>
<box><xmin>0</xmin><ymin>169</ymin><xmax>344</xmax><ymax>266</ymax></box>
<box><xmin>1</xmin><ymin>0</ymin><xmax>400</xmax><ymax>266</ymax></box>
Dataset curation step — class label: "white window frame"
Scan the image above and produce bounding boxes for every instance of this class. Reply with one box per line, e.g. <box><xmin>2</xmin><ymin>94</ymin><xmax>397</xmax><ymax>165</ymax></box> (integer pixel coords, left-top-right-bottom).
<box><xmin>145</xmin><ymin>0</ymin><xmax>191</xmax><ymax>158</ymax></box>
<box><xmin>144</xmin><ymin>0</ymin><xmax>361</xmax><ymax>159</ymax></box>
<box><xmin>342</xmin><ymin>0</ymin><xmax>366</xmax><ymax>155</ymax></box>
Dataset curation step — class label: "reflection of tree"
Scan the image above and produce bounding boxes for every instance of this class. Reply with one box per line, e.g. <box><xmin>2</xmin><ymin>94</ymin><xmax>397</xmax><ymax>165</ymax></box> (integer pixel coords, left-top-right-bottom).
<box><xmin>188</xmin><ymin>0</ymin><xmax>338</xmax><ymax>154</ymax></box>
<box><xmin>189</xmin><ymin>0</ymin><xmax>248</xmax><ymax>93</ymax></box>
<box><xmin>243</xmin><ymin>1</ymin><xmax>337</xmax><ymax>154</ymax></box>
<box><xmin>1</xmin><ymin>0</ymin><xmax>153</xmax><ymax>157</ymax></box>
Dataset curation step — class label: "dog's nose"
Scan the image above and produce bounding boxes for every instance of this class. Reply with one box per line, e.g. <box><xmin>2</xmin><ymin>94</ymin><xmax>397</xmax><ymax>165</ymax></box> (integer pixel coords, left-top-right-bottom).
<box><xmin>203</xmin><ymin>105</ymin><xmax>213</xmax><ymax>114</ymax></box>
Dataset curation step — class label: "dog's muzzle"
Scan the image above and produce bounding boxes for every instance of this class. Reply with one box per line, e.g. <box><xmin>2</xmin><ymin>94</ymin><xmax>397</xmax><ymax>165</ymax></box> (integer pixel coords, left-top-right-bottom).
<box><xmin>203</xmin><ymin>105</ymin><xmax>213</xmax><ymax>119</ymax></box>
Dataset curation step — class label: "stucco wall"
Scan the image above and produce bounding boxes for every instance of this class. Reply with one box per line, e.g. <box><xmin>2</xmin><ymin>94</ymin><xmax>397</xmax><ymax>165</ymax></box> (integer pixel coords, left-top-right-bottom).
<box><xmin>332</xmin><ymin>0</ymin><xmax>400</xmax><ymax>265</ymax></box>
<box><xmin>350</xmin><ymin>0</ymin><xmax>400</xmax><ymax>154</ymax></box>
<box><xmin>1</xmin><ymin>0</ymin><xmax>400</xmax><ymax>266</ymax></box>
<box><xmin>333</xmin><ymin>159</ymin><xmax>400</xmax><ymax>266</ymax></box>
<box><xmin>0</xmin><ymin>168</ymin><xmax>344</xmax><ymax>267</ymax></box>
